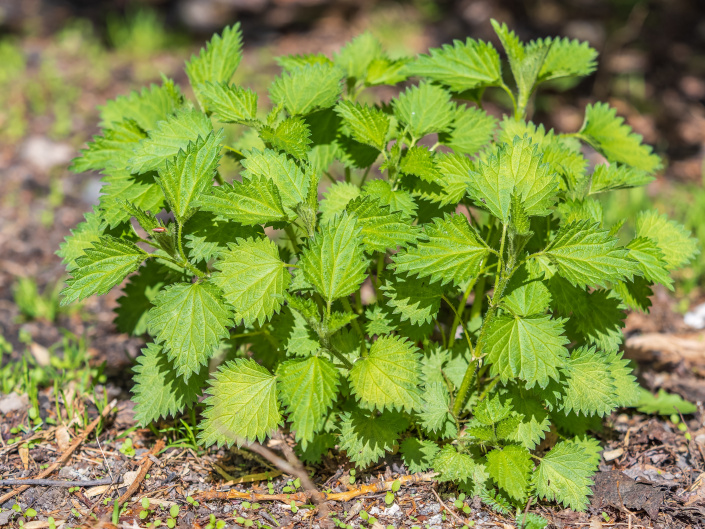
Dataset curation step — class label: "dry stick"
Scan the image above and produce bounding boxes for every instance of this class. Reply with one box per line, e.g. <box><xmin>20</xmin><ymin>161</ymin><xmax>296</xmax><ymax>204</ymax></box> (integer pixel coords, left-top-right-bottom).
<box><xmin>0</xmin><ymin>477</ymin><xmax>115</xmax><ymax>488</ymax></box>
<box><xmin>430</xmin><ymin>486</ymin><xmax>466</xmax><ymax>526</ymax></box>
<box><xmin>0</xmin><ymin>399</ymin><xmax>117</xmax><ymax>504</ymax></box>
<box><xmin>244</xmin><ymin>440</ymin><xmax>324</xmax><ymax>504</ymax></box>
<box><xmin>197</xmin><ymin>472</ymin><xmax>437</xmax><ymax>503</ymax></box>
<box><xmin>116</xmin><ymin>438</ymin><xmax>165</xmax><ymax>506</ymax></box>
<box><xmin>271</xmin><ymin>432</ymin><xmax>319</xmax><ymax>496</ymax></box>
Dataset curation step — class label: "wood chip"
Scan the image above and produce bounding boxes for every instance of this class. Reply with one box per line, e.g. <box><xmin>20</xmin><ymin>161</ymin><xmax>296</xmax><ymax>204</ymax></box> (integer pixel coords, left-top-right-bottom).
<box><xmin>19</xmin><ymin>444</ymin><xmax>29</xmax><ymax>470</ymax></box>
<box><xmin>55</xmin><ymin>426</ymin><xmax>70</xmax><ymax>452</ymax></box>
<box><xmin>603</xmin><ymin>447</ymin><xmax>624</xmax><ymax>461</ymax></box>
<box><xmin>85</xmin><ymin>484</ymin><xmax>112</xmax><ymax>498</ymax></box>
<box><xmin>122</xmin><ymin>470</ymin><xmax>139</xmax><ymax>488</ymax></box>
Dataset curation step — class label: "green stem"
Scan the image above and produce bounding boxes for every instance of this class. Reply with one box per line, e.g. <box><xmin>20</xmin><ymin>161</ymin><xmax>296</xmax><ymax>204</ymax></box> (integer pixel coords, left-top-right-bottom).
<box><xmin>148</xmin><ymin>254</ymin><xmax>205</xmax><ymax>279</ymax></box>
<box><xmin>214</xmin><ymin>170</ymin><xmax>225</xmax><ymax>186</ymax></box>
<box><xmin>441</xmin><ymin>295</ymin><xmax>473</xmax><ymax>356</ymax></box>
<box><xmin>174</xmin><ymin>222</ymin><xmax>206</xmax><ymax>279</ymax></box>
<box><xmin>284</xmin><ymin>225</ymin><xmax>301</xmax><ymax>254</ymax></box>
<box><xmin>499</xmin><ymin>82</ymin><xmax>519</xmax><ymax>119</ymax></box>
<box><xmin>342</xmin><ymin>298</ymin><xmax>367</xmax><ymax>356</ymax></box>
<box><xmin>359</xmin><ymin>165</ymin><xmax>372</xmax><ymax>186</ymax></box>
<box><xmin>327</xmin><ymin>347</ymin><xmax>353</xmax><ymax>370</ymax></box>
<box><xmin>447</xmin><ymin>277</ymin><xmax>477</xmax><ymax>348</ymax></box>
<box><xmin>453</xmin><ymin>224</ymin><xmax>517</xmax><ymax>417</ymax></box>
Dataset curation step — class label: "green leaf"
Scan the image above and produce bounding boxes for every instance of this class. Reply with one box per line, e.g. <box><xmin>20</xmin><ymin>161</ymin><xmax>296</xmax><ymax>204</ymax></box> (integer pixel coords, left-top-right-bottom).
<box><xmin>432</xmin><ymin>445</ymin><xmax>488</xmax><ymax>484</ymax></box>
<box><xmin>400</xmin><ymin>438</ymin><xmax>440</xmax><ymax>473</ymax></box>
<box><xmin>212</xmin><ymin>237</ymin><xmax>291</xmax><ymax>325</ymax></box>
<box><xmin>57</xmin><ymin>207</ymin><xmax>104</xmax><ymax>271</ymax></box>
<box><xmin>533</xmin><ymin>440</ymin><xmax>595</xmax><ymax>511</ymax></box>
<box><xmin>349</xmin><ymin>335</ymin><xmax>421</xmax><ymax>412</ymax></box>
<box><xmin>320</xmin><ymin>182</ymin><xmax>361</xmax><ymax>225</ymax></box>
<box><xmin>276</xmin><ymin>53</ymin><xmax>333</xmax><ymax>72</ymax></box>
<box><xmin>335</xmin><ymin>101</ymin><xmax>390</xmax><ymax>151</ymax></box>
<box><xmin>299</xmin><ymin>212</ymin><xmax>367</xmax><ymax>304</ymax></box>
<box><xmin>426</xmin><ymin>152</ymin><xmax>474</xmax><ymax>206</ymax></box>
<box><xmin>365</xmin><ymin>57</ymin><xmax>409</xmax><ymax>86</ymax></box>
<box><xmin>535</xmin><ymin>36</ymin><xmax>597</xmax><ymax>82</ymax></box>
<box><xmin>474</xmin><ymin>392</ymin><xmax>513</xmax><ymax>425</ymax></box>
<box><xmin>362</xmin><ymin>180</ymin><xmax>417</xmax><ymax>218</ymax></box>
<box><xmin>334</xmin><ymin>32</ymin><xmax>383</xmax><ymax>80</ymax></box>
<box><xmin>634</xmin><ymin>388</ymin><xmax>697</xmax><ymax>415</ymax></box>
<box><xmin>186</xmin><ymin>24</ymin><xmax>243</xmax><ymax>104</ymax></box>
<box><xmin>132</xmin><ymin>343</ymin><xmax>208</xmax><ymax>425</ymax></box>
<box><xmin>502</xmin><ymin>263</ymin><xmax>551</xmax><ymax>317</ymax></box>
<box><xmin>184</xmin><ymin>211</ymin><xmax>262</xmax><ymax>262</ymax></box>
<box><xmin>115</xmin><ymin>260</ymin><xmax>169</xmax><ymax>336</ymax></box>
<box><xmin>61</xmin><ymin>236</ymin><xmax>147</xmax><ymax>305</ymax></box>
<box><xmin>259</xmin><ymin>117</ymin><xmax>312</xmax><ymax>159</ymax></box>
<box><xmin>200</xmin><ymin>358</ymin><xmax>281</xmax><ymax>447</ymax></box>
<box><xmin>561</xmin><ymin>346</ymin><xmax>616</xmax><ymax>417</ymax></box>
<box><xmin>393</xmin><ymin>214</ymin><xmax>489</xmax><ymax>288</ymax></box>
<box><xmin>98</xmin><ymin>170</ymin><xmax>165</xmax><ymax>228</ymax></box>
<box><xmin>346</xmin><ymin>196</ymin><xmax>420</xmax><ymax>253</ymax></box>
<box><xmin>418</xmin><ymin>382</ymin><xmax>457</xmax><ymax>438</ymax></box>
<box><xmin>197</xmin><ymin>176</ymin><xmax>288</xmax><ymax>226</ymax></box>
<box><xmin>579</xmin><ymin>103</ymin><xmax>661</xmax><ymax>172</ymax></box>
<box><xmin>129</xmin><ymin>108</ymin><xmax>221</xmax><ymax>174</ymax></box>
<box><xmin>543</xmin><ymin>220</ymin><xmax>640</xmax><ymax>288</ymax></box>
<box><xmin>393</xmin><ymin>82</ymin><xmax>454</xmax><ymax>139</ymax></box>
<box><xmin>486</xmin><ymin>445</ymin><xmax>532</xmax><ymax>502</ymax></box>
<box><xmin>589</xmin><ymin>164</ymin><xmax>653</xmax><ymax>194</ymax></box>
<box><xmin>241</xmin><ymin>149</ymin><xmax>310</xmax><ymax>215</ymax></box>
<box><xmin>277</xmin><ymin>356</ymin><xmax>339</xmax><ymax>449</ymax></box>
<box><xmin>157</xmin><ymin>132</ymin><xmax>221</xmax><ymax>222</ymax></box>
<box><xmin>339</xmin><ymin>410</ymin><xmax>407</xmax><ymax>468</ymax></box>
<box><xmin>500</xmin><ymin>389</ymin><xmax>551</xmax><ymax>450</ymax></box>
<box><xmin>148</xmin><ymin>281</ymin><xmax>232</xmax><ymax>381</ymax></box>
<box><xmin>468</xmin><ymin>136</ymin><xmax>558</xmax><ymax>222</ymax></box>
<box><xmin>492</xmin><ymin>20</ymin><xmax>550</xmax><ymax>114</ymax></box>
<box><xmin>273</xmin><ymin>308</ymin><xmax>320</xmax><ymax>358</ymax></box>
<box><xmin>606</xmin><ymin>350</ymin><xmax>640</xmax><ymax>408</ymax></box>
<box><xmin>269</xmin><ymin>63</ymin><xmax>342</xmax><ymax>116</ymax></box>
<box><xmin>627</xmin><ymin>237</ymin><xmax>672</xmax><ymax>289</ymax></box>
<box><xmin>636</xmin><ymin>210</ymin><xmax>699</xmax><ymax>270</ymax></box>
<box><xmin>400</xmin><ymin>146</ymin><xmax>441</xmax><ymax>182</ymax></box>
<box><xmin>408</xmin><ymin>38</ymin><xmax>502</xmax><ymax>92</ymax></box>
<box><xmin>485</xmin><ymin>315</ymin><xmax>569</xmax><ymax>389</ymax></box>
<box><xmin>438</xmin><ymin>104</ymin><xmax>497</xmax><ymax>155</ymax></box>
<box><xmin>72</xmin><ymin>119</ymin><xmax>146</xmax><ymax>174</ymax></box>
<box><xmin>612</xmin><ymin>277</ymin><xmax>654</xmax><ymax>313</ymax></box>
<box><xmin>198</xmin><ymin>82</ymin><xmax>258</xmax><ymax>125</ymax></box>
<box><xmin>381</xmin><ymin>273</ymin><xmax>441</xmax><ymax>326</ymax></box>
<box><xmin>567</xmin><ymin>289</ymin><xmax>626</xmax><ymax>353</ymax></box>
<box><xmin>99</xmin><ymin>79</ymin><xmax>183</xmax><ymax>131</ymax></box>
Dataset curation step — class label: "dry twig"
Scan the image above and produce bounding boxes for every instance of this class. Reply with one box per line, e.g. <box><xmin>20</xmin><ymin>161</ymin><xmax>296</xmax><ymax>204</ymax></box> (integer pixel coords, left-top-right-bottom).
<box><xmin>0</xmin><ymin>477</ymin><xmax>115</xmax><ymax>488</ymax></box>
<box><xmin>117</xmin><ymin>438</ymin><xmax>165</xmax><ymax>506</ymax></box>
<box><xmin>196</xmin><ymin>472</ymin><xmax>437</xmax><ymax>503</ymax></box>
<box><xmin>0</xmin><ymin>399</ymin><xmax>117</xmax><ymax>504</ymax></box>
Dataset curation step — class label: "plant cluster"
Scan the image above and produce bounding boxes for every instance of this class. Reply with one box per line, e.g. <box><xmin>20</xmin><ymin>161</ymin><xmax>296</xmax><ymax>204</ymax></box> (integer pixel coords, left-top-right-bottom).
<box><xmin>60</xmin><ymin>21</ymin><xmax>698</xmax><ymax>515</ymax></box>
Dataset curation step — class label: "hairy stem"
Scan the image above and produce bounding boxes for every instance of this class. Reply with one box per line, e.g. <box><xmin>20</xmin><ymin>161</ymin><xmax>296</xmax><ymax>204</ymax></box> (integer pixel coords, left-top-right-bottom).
<box><xmin>453</xmin><ymin>224</ymin><xmax>519</xmax><ymax>417</ymax></box>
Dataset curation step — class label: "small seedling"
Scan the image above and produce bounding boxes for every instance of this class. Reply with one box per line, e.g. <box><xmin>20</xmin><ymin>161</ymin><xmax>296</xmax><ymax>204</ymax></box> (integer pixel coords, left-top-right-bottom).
<box><xmin>119</xmin><ymin>438</ymin><xmax>135</xmax><ymax>457</ymax></box>
<box><xmin>384</xmin><ymin>491</ymin><xmax>394</xmax><ymax>505</ymax></box>
<box><xmin>349</xmin><ymin>469</ymin><xmax>356</xmax><ymax>485</ymax></box>
<box><xmin>290</xmin><ymin>500</ymin><xmax>298</xmax><ymax>514</ymax></box>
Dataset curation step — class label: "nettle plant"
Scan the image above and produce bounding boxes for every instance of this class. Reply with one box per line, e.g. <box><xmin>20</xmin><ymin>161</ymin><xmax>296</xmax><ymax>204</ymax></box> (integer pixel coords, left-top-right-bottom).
<box><xmin>60</xmin><ymin>21</ymin><xmax>697</xmax><ymax>515</ymax></box>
